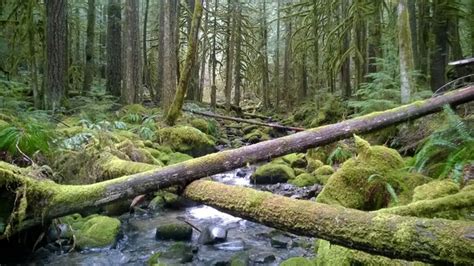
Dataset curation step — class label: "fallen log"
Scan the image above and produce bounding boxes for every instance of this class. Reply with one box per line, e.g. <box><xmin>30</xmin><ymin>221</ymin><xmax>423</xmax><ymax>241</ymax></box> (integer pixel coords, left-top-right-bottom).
<box><xmin>1</xmin><ymin>86</ymin><xmax>474</xmax><ymax>236</ymax></box>
<box><xmin>184</xmin><ymin>108</ymin><xmax>305</xmax><ymax>131</ymax></box>
<box><xmin>183</xmin><ymin>180</ymin><xmax>474</xmax><ymax>264</ymax></box>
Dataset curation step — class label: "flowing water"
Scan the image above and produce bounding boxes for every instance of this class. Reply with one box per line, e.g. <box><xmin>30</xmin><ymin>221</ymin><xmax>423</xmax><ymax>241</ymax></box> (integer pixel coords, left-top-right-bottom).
<box><xmin>28</xmin><ymin>168</ymin><xmax>316</xmax><ymax>265</ymax></box>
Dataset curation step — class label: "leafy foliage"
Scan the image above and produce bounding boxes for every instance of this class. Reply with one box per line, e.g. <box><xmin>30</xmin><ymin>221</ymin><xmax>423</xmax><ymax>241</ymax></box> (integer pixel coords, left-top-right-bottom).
<box><xmin>411</xmin><ymin>106</ymin><xmax>473</xmax><ymax>183</ymax></box>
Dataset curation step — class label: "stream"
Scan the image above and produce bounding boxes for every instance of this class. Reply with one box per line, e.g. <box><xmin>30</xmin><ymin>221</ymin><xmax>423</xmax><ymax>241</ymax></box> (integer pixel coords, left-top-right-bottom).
<box><xmin>28</xmin><ymin>167</ymin><xmax>316</xmax><ymax>265</ymax></box>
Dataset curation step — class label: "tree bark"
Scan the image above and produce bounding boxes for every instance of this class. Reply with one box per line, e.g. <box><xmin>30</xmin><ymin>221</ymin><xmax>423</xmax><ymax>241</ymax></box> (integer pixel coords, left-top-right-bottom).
<box><xmin>83</xmin><ymin>0</ymin><xmax>96</xmax><ymax>94</ymax></box>
<box><xmin>106</xmin><ymin>0</ymin><xmax>122</xmax><ymax>97</ymax></box>
<box><xmin>165</xmin><ymin>0</ymin><xmax>203</xmax><ymax>126</ymax></box>
<box><xmin>224</xmin><ymin>0</ymin><xmax>235</xmax><ymax>111</ymax></box>
<box><xmin>430</xmin><ymin>0</ymin><xmax>449</xmax><ymax>92</ymax></box>
<box><xmin>44</xmin><ymin>0</ymin><xmax>67</xmax><ymax>111</ymax></box>
<box><xmin>233</xmin><ymin>1</ymin><xmax>242</xmax><ymax>107</ymax></box>
<box><xmin>122</xmin><ymin>0</ymin><xmax>141</xmax><ymax>104</ymax></box>
<box><xmin>2</xmin><ymin>86</ymin><xmax>473</xmax><ymax>236</ymax></box>
<box><xmin>183</xmin><ymin>108</ymin><xmax>305</xmax><ymax>131</ymax></box>
<box><xmin>398</xmin><ymin>0</ymin><xmax>415</xmax><ymax>104</ymax></box>
<box><xmin>162</xmin><ymin>0</ymin><xmax>179</xmax><ymax>112</ymax></box>
<box><xmin>183</xmin><ymin>180</ymin><xmax>474</xmax><ymax>264</ymax></box>
<box><xmin>210</xmin><ymin>0</ymin><xmax>218</xmax><ymax>110</ymax></box>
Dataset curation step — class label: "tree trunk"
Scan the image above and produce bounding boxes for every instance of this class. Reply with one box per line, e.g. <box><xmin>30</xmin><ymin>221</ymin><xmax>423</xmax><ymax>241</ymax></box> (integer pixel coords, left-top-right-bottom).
<box><xmin>341</xmin><ymin>0</ymin><xmax>351</xmax><ymax>99</ymax></box>
<box><xmin>261</xmin><ymin>0</ymin><xmax>270</xmax><ymax>109</ymax></box>
<box><xmin>183</xmin><ymin>180</ymin><xmax>473</xmax><ymax>264</ymax></box>
<box><xmin>156</xmin><ymin>0</ymin><xmax>165</xmax><ymax>103</ymax></box>
<box><xmin>3</xmin><ymin>86</ymin><xmax>473</xmax><ymax>236</ymax></box>
<box><xmin>283</xmin><ymin>18</ymin><xmax>292</xmax><ymax>109</ymax></box>
<box><xmin>198</xmin><ymin>0</ymin><xmax>209</xmax><ymax>103</ymax></box>
<box><xmin>122</xmin><ymin>0</ymin><xmax>141</xmax><ymax>104</ymax></box>
<box><xmin>27</xmin><ymin>0</ymin><xmax>40</xmax><ymax>108</ymax></box>
<box><xmin>368</xmin><ymin>2</ymin><xmax>382</xmax><ymax>74</ymax></box>
<box><xmin>83</xmin><ymin>0</ymin><xmax>96</xmax><ymax>94</ymax></box>
<box><xmin>44</xmin><ymin>0</ymin><xmax>67</xmax><ymax>111</ymax></box>
<box><xmin>224</xmin><ymin>0</ymin><xmax>235</xmax><ymax>111</ymax></box>
<box><xmin>165</xmin><ymin>0</ymin><xmax>203</xmax><ymax>126</ymax></box>
<box><xmin>274</xmin><ymin>0</ymin><xmax>281</xmax><ymax>110</ymax></box>
<box><xmin>233</xmin><ymin>1</ymin><xmax>242</xmax><ymax>107</ymax></box>
<box><xmin>430</xmin><ymin>0</ymin><xmax>449</xmax><ymax>92</ymax></box>
<box><xmin>183</xmin><ymin>108</ymin><xmax>305</xmax><ymax>131</ymax></box>
<box><xmin>106</xmin><ymin>0</ymin><xmax>122</xmax><ymax>97</ymax></box>
<box><xmin>142</xmin><ymin>0</ymin><xmax>150</xmax><ymax>96</ymax></box>
<box><xmin>210</xmin><ymin>0</ymin><xmax>218</xmax><ymax>110</ymax></box>
<box><xmin>185</xmin><ymin>0</ymin><xmax>201</xmax><ymax>102</ymax></box>
<box><xmin>162</xmin><ymin>0</ymin><xmax>179</xmax><ymax>112</ymax></box>
<box><xmin>398</xmin><ymin>0</ymin><xmax>415</xmax><ymax>104</ymax></box>
<box><xmin>417</xmin><ymin>0</ymin><xmax>430</xmax><ymax>78</ymax></box>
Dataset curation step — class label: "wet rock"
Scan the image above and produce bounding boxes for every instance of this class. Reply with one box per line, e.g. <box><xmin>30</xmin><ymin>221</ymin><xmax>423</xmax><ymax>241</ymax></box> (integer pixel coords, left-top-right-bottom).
<box><xmin>236</xmin><ymin>168</ymin><xmax>247</xmax><ymax>178</ymax></box>
<box><xmin>149</xmin><ymin>242</ymin><xmax>196</xmax><ymax>264</ymax></box>
<box><xmin>157</xmin><ymin>126</ymin><xmax>216</xmax><ymax>157</ymax></box>
<box><xmin>155</xmin><ymin>220</ymin><xmax>193</xmax><ymax>241</ymax></box>
<box><xmin>270</xmin><ymin>234</ymin><xmax>292</xmax><ymax>248</ymax></box>
<box><xmin>250</xmin><ymin>252</ymin><xmax>276</xmax><ymax>264</ymax></box>
<box><xmin>260</xmin><ymin>183</ymin><xmax>322</xmax><ymax>199</ymax></box>
<box><xmin>251</xmin><ymin>163</ymin><xmax>295</xmax><ymax>184</ymax></box>
<box><xmin>293</xmin><ymin>168</ymin><xmax>307</xmax><ymax>176</ymax></box>
<box><xmin>47</xmin><ymin>223</ymin><xmax>70</xmax><ymax>241</ymax></box>
<box><xmin>104</xmin><ymin>199</ymin><xmax>132</xmax><ymax>216</ymax></box>
<box><xmin>280</xmin><ymin>257</ymin><xmax>315</xmax><ymax>266</ymax></box>
<box><xmin>214</xmin><ymin>239</ymin><xmax>246</xmax><ymax>251</ymax></box>
<box><xmin>229</xmin><ymin>252</ymin><xmax>250</xmax><ymax>266</ymax></box>
<box><xmin>289</xmin><ymin>173</ymin><xmax>317</xmax><ymax>187</ymax></box>
<box><xmin>198</xmin><ymin>226</ymin><xmax>228</xmax><ymax>244</ymax></box>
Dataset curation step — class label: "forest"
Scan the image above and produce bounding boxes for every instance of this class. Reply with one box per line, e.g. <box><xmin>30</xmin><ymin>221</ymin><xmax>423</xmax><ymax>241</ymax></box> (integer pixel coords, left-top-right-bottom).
<box><xmin>0</xmin><ymin>0</ymin><xmax>473</xmax><ymax>265</ymax></box>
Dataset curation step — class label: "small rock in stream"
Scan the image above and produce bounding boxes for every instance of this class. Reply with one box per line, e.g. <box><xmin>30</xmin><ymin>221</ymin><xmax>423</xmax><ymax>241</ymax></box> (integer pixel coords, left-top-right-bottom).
<box><xmin>270</xmin><ymin>235</ymin><xmax>292</xmax><ymax>248</ymax></box>
<box><xmin>155</xmin><ymin>220</ymin><xmax>193</xmax><ymax>241</ymax></box>
<box><xmin>198</xmin><ymin>226</ymin><xmax>228</xmax><ymax>244</ymax></box>
<box><xmin>250</xmin><ymin>252</ymin><xmax>277</xmax><ymax>264</ymax></box>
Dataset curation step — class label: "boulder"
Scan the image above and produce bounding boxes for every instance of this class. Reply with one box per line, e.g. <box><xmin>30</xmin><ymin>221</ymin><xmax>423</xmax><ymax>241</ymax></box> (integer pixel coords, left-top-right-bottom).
<box><xmin>155</xmin><ymin>220</ymin><xmax>193</xmax><ymax>241</ymax></box>
<box><xmin>243</xmin><ymin>129</ymin><xmax>270</xmax><ymax>144</ymax></box>
<box><xmin>282</xmin><ymin>153</ymin><xmax>307</xmax><ymax>168</ymax></box>
<box><xmin>157</xmin><ymin>126</ymin><xmax>216</xmax><ymax>157</ymax></box>
<box><xmin>306</xmin><ymin>158</ymin><xmax>324</xmax><ymax>172</ymax></box>
<box><xmin>288</xmin><ymin>173</ymin><xmax>317</xmax><ymax>187</ymax></box>
<box><xmin>412</xmin><ymin>179</ymin><xmax>460</xmax><ymax>202</ymax></box>
<box><xmin>251</xmin><ymin>163</ymin><xmax>295</xmax><ymax>184</ymax></box>
<box><xmin>198</xmin><ymin>225</ymin><xmax>227</xmax><ymax>245</ymax></box>
<box><xmin>58</xmin><ymin>214</ymin><xmax>121</xmax><ymax>249</ymax></box>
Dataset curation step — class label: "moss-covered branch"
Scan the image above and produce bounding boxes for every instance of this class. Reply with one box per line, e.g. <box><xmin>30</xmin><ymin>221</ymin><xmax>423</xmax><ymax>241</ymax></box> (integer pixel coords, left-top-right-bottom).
<box><xmin>1</xmin><ymin>86</ymin><xmax>473</xmax><ymax>237</ymax></box>
<box><xmin>183</xmin><ymin>180</ymin><xmax>474</xmax><ymax>264</ymax></box>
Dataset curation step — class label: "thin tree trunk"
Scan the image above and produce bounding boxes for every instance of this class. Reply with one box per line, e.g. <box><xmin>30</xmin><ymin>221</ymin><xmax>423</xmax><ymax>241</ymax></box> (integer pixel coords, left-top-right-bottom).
<box><xmin>274</xmin><ymin>0</ymin><xmax>281</xmax><ymax>110</ymax></box>
<box><xmin>44</xmin><ymin>0</ymin><xmax>68</xmax><ymax>111</ymax></box>
<box><xmin>224</xmin><ymin>0</ymin><xmax>235</xmax><ymax>111</ymax></box>
<box><xmin>398</xmin><ymin>0</ymin><xmax>415</xmax><ymax>104</ymax></box>
<box><xmin>210</xmin><ymin>0</ymin><xmax>218</xmax><ymax>110</ymax></box>
<box><xmin>341</xmin><ymin>0</ymin><xmax>351</xmax><ymax>99</ymax></box>
<box><xmin>368</xmin><ymin>2</ymin><xmax>382</xmax><ymax>74</ymax></box>
<box><xmin>106</xmin><ymin>0</ymin><xmax>122</xmax><ymax>97</ymax></box>
<box><xmin>2</xmin><ymin>86</ymin><xmax>474</xmax><ymax>237</ymax></box>
<box><xmin>407</xmin><ymin>0</ymin><xmax>419</xmax><ymax>71</ymax></box>
<box><xmin>83</xmin><ymin>0</ymin><xmax>96</xmax><ymax>94</ymax></box>
<box><xmin>198</xmin><ymin>0</ymin><xmax>209</xmax><ymax>103</ymax></box>
<box><xmin>417</xmin><ymin>0</ymin><xmax>430</xmax><ymax>77</ymax></box>
<box><xmin>283</xmin><ymin>18</ymin><xmax>292</xmax><ymax>109</ymax></box>
<box><xmin>165</xmin><ymin>0</ymin><xmax>203</xmax><ymax>125</ymax></box>
<box><xmin>27</xmin><ymin>1</ymin><xmax>40</xmax><ymax>108</ymax></box>
<box><xmin>162</xmin><ymin>0</ymin><xmax>179</xmax><ymax>112</ymax></box>
<box><xmin>233</xmin><ymin>1</ymin><xmax>242</xmax><ymax>107</ymax></box>
<box><xmin>430</xmin><ymin>0</ymin><xmax>449</xmax><ymax>92</ymax></box>
<box><xmin>122</xmin><ymin>0</ymin><xmax>141</xmax><ymax>104</ymax></box>
<box><xmin>143</xmin><ymin>0</ymin><xmax>150</xmax><ymax>96</ymax></box>
<box><xmin>261</xmin><ymin>0</ymin><xmax>270</xmax><ymax>109</ymax></box>
<box><xmin>156</xmin><ymin>1</ymin><xmax>165</xmax><ymax>103</ymax></box>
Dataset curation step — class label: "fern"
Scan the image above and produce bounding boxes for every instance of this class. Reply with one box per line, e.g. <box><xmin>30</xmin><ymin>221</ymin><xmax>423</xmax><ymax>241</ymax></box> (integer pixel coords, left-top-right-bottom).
<box><xmin>0</xmin><ymin>119</ymin><xmax>53</xmax><ymax>156</ymax></box>
<box><xmin>411</xmin><ymin>106</ymin><xmax>473</xmax><ymax>182</ymax></box>
<box><xmin>327</xmin><ymin>145</ymin><xmax>352</xmax><ymax>165</ymax></box>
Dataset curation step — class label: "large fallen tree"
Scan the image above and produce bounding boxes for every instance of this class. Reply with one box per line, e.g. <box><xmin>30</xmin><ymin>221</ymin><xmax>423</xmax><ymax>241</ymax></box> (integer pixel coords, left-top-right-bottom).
<box><xmin>1</xmin><ymin>86</ymin><xmax>474</xmax><ymax>237</ymax></box>
<box><xmin>183</xmin><ymin>180</ymin><xmax>474</xmax><ymax>264</ymax></box>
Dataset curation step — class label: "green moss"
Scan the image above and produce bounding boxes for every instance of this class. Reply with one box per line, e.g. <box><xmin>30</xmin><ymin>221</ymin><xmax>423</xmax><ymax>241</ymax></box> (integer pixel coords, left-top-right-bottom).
<box><xmin>155</xmin><ymin>221</ymin><xmax>193</xmax><ymax>241</ymax></box>
<box><xmin>281</xmin><ymin>257</ymin><xmax>315</xmax><ymax>266</ymax></box>
<box><xmin>289</xmin><ymin>173</ymin><xmax>317</xmax><ymax>187</ymax></box>
<box><xmin>316</xmin><ymin>136</ymin><xmax>405</xmax><ymax>210</ymax></box>
<box><xmin>313</xmin><ymin>165</ymin><xmax>334</xmax><ymax>176</ymax></box>
<box><xmin>314</xmin><ymin>174</ymin><xmax>331</xmax><ymax>185</ymax></box>
<box><xmin>282</xmin><ymin>153</ymin><xmax>307</xmax><ymax>168</ymax></box>
<box><xmin>243</xmin><ymin>129</ymin><xmax>270</xmax><ymax>144</ymax></box>
<box><xmin>412</xmin><ymin>179</ymin><xmax>460</xmax><ymax>202</ymax></box>
<box><xmin>166</xmin><ymin>152</ymin><xmax>193</xmax><ymax>165</ymax></box>
<box><xmin>157</xmin><ymin>126</ymin><xmax>215</xmax><ymax>157</ymax></box>
<box><xmin>306</xmin><ymin>159</ymin><xmax>324</xmax><ymax>172</ymax></box>
<box><xmin>59</xmin><ymin>214</ymin><xmax>121</xmax><ymax>249</ymax></box>
<box><xmin>99</xmin><ymin>153</ymin><xmax>160</xmax><ymax>181</ymax></box>
<box><xmin>251</xmin><ymin>163</ymin><xmax>295</xmax><ymax>184</ymax></box>
<box><xmin>189</xmin><ymin>118</ymin><xmax>211</xmax><ymax>134</ymax></box>
<box><xmin>293</xmin><ymin>168</ymin><xmax>307</xmax><ymax>176</ymax></box>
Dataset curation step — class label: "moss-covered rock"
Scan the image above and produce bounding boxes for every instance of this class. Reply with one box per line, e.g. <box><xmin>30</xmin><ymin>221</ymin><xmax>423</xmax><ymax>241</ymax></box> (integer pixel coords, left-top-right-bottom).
<box><xmin>313</xmin><ymin>165</ymin><xmax>334</xmax><ymax>176</ymax></box>
<box><xmin>230</xmin><ymin>252</ymin><xmax>250</xmax><ymax>266</ymax></box>
<box><xmin>59</xmin><ymin>214</ymin><xmax>121</xmax><ymax>249</ymax></box>
<box><xmin>281</xmin><ymin>257</ymin><xmax>315</xmax><ymax>266</ymax></box>
<box><xmin>251</xmin><ymin>163</ymin><xmax>295</xmax><ymax>184</ymax></box>
<box><xmin>316</xmin><ymin>136</ymin><xmax>405</xmax><ymax>210</ymax></box>
<box><xmin>189</xmin><ymin>118</ymin><xmax>210</xmax><ymax>133</ymax></box>
<box><xmin>148</xmin><ymin>191</ymin><xmax>181</xmax><ymax>210</ymax></box>
<box><xmin>412</xmin><ymin>179</ymin><xmax>460</xmax><ymax>202</ymax></box>
<box><xmin>306</xmin><ymin>159</ymin><xmax>324</xmax><ymax>172</ymax></box>
<box><xmin>155</xmin><ymin>220</ymin><xmax>193</xmax><ymax>241</ymax></box>
<box><xmin>289</xmin><ymin>173</ymin><xmax>317</xmax><ymax>187</ymax></box>
<box><xmin>157</xmin><ymin>126</ymin><xmax>216</xmax><ymax>157</ymax></box>
<box><xmin>242</xmin><ymin>124</ymin><xmax>259</xmax><ymax>134</ymax></box>
<box><xmin>282</xmin><ymin>153</ymin><xmax>307</xmax><ymax>168</ymax></box>
<box><xmin>243</xmin><ymin>129</ymin><xmax>270</xmax><ymax>144</ymax></box>
<box><xmin>293</xmin><ymin>168</ymin><xmax>307</xmax><ymax>176</ymax></box>
<box><xmin>166</xmin><ymin>152</ymin><xmax>193</xmax><ymax>165</ymax></box>
<box><xmin>116</xmin><ymin>140</ymin><xmax>164</xmax><ymax>165</ymax></box>
<box><xmin>148</xmin><ymin>242</ymin><xmax>194</xmax><ymax>265</ymax></box>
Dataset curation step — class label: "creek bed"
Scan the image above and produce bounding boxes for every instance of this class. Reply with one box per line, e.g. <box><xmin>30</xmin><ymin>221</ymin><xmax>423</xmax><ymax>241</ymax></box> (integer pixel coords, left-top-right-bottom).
<box><xmin>29</xmin><ymin>168</ymin><xmax>316</xmax><ymax>265</ymax></box>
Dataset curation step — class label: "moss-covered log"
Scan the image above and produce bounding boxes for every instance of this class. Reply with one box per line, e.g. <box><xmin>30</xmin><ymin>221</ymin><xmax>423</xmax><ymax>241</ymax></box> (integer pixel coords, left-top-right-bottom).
<box><xmin>184</xmin><ymin>108</ymin><xmax>306</xmax><ymax>131</ymax></box>
<box><xmin>183</xmin><ymin>180</ymin><xmax>474</xmax><ymax>264</ymax></box>
<box><xmin>1</xmin><ymin>86</ymin><xmax>474</xmax><ymax>236</ymax></box>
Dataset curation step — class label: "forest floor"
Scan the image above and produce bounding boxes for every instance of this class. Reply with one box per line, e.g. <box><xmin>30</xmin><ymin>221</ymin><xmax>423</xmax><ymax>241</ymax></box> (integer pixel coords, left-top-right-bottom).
<box><xmin>0</xmin><ymin>79</ymin><xmax>473</xmax><ymax>264</ymax></box>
